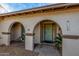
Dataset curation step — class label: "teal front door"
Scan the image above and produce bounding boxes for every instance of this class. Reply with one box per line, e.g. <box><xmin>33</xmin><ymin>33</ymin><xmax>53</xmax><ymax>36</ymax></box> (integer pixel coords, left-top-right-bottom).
<box><xmin>44</xmin><ymin>24</ymin><xmax>53</xmax><ymax>43</ymax></box>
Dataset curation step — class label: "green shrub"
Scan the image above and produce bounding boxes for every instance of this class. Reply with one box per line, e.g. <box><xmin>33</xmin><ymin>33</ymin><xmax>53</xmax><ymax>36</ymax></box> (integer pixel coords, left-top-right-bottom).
<box><xmin>55</xmin><ymin>33</ymin><xmax>62</xmax><ymax>49</ymax></box>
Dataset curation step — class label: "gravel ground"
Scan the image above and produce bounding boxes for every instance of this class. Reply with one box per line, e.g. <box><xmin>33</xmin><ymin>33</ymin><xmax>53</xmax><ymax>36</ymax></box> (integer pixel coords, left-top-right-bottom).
<box><xmin>0</xmin><ymin>42</ymin><xmax>38</xmax><ymax>56</ymax></box>
<box><xmin>0</xmin><ymin>42</ymin><xmax>61</xmax><ymax>56</ymax></box>
<box><xmin>34</xmin><ymin>44</ymin><xmax>61</xmax><ymax>56</ymax></box>
<box><xmin>0</xmin><ymin>46</ymin><xmax>38</xmax><ymax>56</ymax></box>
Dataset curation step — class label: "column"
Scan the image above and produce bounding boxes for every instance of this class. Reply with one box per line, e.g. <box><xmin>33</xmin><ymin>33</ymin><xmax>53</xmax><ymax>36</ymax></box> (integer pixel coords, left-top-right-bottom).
<box><xmin>1</xmin><ymin>32</ymin><xmax>10</xmax><ymax>46</ymax></box>
<box><xmin>25</xmin><ymin>33</ymin><xmax>34</xmax><ymax>51</ymax></box>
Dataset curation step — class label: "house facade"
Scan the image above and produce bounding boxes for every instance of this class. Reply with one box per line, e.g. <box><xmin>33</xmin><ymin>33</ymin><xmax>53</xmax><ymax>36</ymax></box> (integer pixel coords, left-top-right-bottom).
<box><xmin>0</xmin><ymin>3</ymin><xmax>79</xmax><ymax>56</ymax></box>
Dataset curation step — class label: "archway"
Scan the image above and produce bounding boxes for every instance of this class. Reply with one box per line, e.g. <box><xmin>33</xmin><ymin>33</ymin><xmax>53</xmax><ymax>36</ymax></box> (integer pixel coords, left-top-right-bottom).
<box><xmin>33</xmin><ymin>20</ymin><xmax>62</xmax><ymax>55</ymax></box>
<box><xmin>9</xmin><ymin>22</ymin><xmax>25</xmax><ymax>48</ymax></box>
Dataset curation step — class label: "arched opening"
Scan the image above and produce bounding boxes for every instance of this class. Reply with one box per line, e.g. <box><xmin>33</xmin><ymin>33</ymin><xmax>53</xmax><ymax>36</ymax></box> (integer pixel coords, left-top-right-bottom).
<box><xmin>33</xmin><ymin>20</ymin><xmax>62</xmax><ymax>56</ymax></box>
<box><xmin>9</xmin><ymin>22</ymin><xmax>25</xmax><ymax>48</ymax></box>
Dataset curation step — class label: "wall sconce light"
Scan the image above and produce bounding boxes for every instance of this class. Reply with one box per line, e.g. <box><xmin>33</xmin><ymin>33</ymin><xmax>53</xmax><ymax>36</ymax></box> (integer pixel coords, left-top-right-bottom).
<box><xmin>27</xmin><ymin>28</ymin><xmax>30</xmax><ymax>31</ymax></box>
<box><xmin>66</xmin><ymin>20</ymin><xmax>70</xmax><ymax>31</ymax></box>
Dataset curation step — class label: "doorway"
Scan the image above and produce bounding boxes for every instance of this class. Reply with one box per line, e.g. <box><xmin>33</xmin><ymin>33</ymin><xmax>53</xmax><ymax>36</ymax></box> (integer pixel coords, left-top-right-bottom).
<box><xmin>40</xmin><ymin>21</ymin><xmax>57</xmax><ymax>43</ymax></box>
<box><xmin>9</xmin><ymin>22</ymin><xmax>25</xmax><ymax>48</ymax></box>
<box><xmin>33</xmin><ymin>20</ymin><xmax>62</xmax><ymax>55</ymax></box>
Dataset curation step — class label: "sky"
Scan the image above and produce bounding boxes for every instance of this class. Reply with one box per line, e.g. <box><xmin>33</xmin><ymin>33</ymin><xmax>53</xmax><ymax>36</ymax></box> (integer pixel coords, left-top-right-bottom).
<box><xmin>0</xmin><ymin>3</ymin><xmax>50</xmax><ymax>12</ymax></box>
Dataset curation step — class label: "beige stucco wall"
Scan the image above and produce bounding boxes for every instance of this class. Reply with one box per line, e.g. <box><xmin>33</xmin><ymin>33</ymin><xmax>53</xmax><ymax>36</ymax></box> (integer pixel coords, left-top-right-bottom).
<box><xmin>0</xmin><ymin>8</ymin><xmax>79</xmax><ymax>55</ymax></box>
<box><xmin>63</xmin><ymin>38</ymin><xmax>79</xmax><ymax>56</ymax></box>
<box><xmin>33</xmin><ymin>23</ymin><xmax>40</xmax><ymax>44</ymax></box>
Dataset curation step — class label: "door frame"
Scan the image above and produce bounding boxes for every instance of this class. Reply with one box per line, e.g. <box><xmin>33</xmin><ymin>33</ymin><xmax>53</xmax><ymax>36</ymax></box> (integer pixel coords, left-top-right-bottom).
<box><xmin>44</xmin><ymin>23</ymin><xmax>53</xmax><ymax>42</ymax></box>
<box><xmin>40</xmin><ymin>22</ymin><xmax>54</xmax><ymax>43</ymax></box>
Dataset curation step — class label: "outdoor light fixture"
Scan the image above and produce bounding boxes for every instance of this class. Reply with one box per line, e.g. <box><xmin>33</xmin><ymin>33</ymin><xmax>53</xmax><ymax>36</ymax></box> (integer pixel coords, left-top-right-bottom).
<box><xmin>66</xmin><ymin>20</ymin><xmax>70</xmax><ymax>31</ymax></box>
<box><xmin>27</xmin><ymin>28</ymin><xmax>30</xmax><ymax>31</ymax></box>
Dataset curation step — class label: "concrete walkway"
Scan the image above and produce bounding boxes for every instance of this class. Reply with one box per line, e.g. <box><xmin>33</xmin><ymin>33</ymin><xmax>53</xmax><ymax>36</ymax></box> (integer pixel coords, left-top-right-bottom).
<box><xmin>34</xmin><ymin>44</ymin><xmax>61</xmax><ymax>56</ymax></box>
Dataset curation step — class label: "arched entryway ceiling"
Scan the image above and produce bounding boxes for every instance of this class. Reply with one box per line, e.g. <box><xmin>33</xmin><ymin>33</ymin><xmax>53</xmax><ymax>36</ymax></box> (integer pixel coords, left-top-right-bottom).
<box><xmin>8</xmin><ymin>21</ymin><xmax>26</xmax><ymax>33</ymax></box>
<box><xmin>32</xmin><ymin>19</ymin><xmax>63</xmax><ymax>34</ymax></box>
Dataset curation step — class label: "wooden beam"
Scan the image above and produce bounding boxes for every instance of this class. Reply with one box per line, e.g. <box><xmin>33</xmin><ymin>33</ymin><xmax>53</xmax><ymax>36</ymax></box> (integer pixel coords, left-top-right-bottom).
<box><xmin>63</xmin><ymin>35</ymin><xmax>79</xmax><ymax>39</ymax></box>
<box><xmin>26</xmin><ymin>33</ymin><xmax>35</xmax><ymax>36</ymax></box>
<box><xmin>2</xmin><ymin>32</ymin><xmax>11</xmax><ymax>35</ymax></box>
